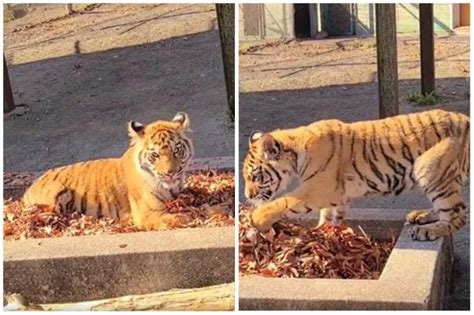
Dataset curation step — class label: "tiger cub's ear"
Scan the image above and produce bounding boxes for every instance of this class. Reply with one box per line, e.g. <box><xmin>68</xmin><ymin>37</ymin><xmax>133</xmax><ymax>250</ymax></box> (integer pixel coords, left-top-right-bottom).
<box><xmin>128</xmin><ymin>121</ymin><xmax>145</xmax><ymax>139</ymax></box>
<box><xmin>249</xmin><ymin>130</ymin><xmax>263</xmax><ymax>145</ymax></box>
<box><xmin>261</xmin><ymin>134</ymin><xmax>281</xmax><ymax>160</ymax></box>
<box><xmin>173</xmin><ymin>112</ymin><xmax>190</xmax><ymax>131</ymax></box>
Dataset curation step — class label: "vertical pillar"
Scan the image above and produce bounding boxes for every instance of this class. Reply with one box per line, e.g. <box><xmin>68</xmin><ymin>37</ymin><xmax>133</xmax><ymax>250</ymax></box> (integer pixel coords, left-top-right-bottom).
<box><xmin>419</xmin><ymin>4</ymin><xmax>435</xmax><ymax>95</ymax></box>
<box><xmin>375</xmin><ymin>4</ymin><xmax>399</xmax><ymax>118</ymax></box>
<box><xmin>216</xmin><ymin>4</ymin><xmax>235</xmax><ymax>121</ymax></box>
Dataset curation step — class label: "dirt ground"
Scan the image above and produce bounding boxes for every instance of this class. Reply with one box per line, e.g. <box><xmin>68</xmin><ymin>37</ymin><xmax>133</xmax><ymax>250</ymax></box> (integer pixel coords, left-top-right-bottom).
<box><xmin>240</xmin><ymin>30</ymin><xmax>470</xmax><ymax>310</ymax></box>
<box><xmin>4</xmin><ymin>4</ymin><xmax>233</xmax><ymax>172</ymax></box>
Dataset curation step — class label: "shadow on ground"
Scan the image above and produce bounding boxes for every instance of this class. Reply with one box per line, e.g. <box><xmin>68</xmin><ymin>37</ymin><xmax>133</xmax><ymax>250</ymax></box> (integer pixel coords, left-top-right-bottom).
<box><xmin>239</xmin><ymin>78</ymin><xmax>470</xmax><ymax>310</ymax></box>
<box><xmin>5</xmin><ymin>30</ymin><xmax>233</xmax><ymax>172</ymax></box>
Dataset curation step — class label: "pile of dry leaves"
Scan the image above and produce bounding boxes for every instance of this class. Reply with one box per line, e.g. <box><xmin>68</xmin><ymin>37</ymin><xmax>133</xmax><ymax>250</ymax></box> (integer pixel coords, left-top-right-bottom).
<box><xmin>239</xmin><ymin>206</ymin><xmax>395</xmax><ymax>279</ymax></box>
<box><xmin>4</xmin><ymin>171</ymin><xmax>234</xmax><ymax>241</ymax></box>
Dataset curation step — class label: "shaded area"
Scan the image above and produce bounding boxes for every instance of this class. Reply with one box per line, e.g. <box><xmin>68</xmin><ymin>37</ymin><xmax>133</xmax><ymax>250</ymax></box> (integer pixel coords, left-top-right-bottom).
<box><xmin>4</xmin><ymin>30</ymin><xmax>233</xmax><ymax>172</ymax></box>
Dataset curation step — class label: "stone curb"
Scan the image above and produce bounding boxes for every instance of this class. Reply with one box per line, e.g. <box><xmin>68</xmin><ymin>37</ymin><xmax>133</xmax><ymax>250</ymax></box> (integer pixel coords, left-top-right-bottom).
<box><xmin>239</xmin><ymin>208</ymin><xmax>453</xmax><ymax>310</ymax></box>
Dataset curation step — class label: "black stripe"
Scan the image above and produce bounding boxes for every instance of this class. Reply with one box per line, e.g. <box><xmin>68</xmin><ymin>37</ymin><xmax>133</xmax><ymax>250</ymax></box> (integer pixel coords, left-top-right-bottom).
<box><xmin>405</xmin><ymin>116</ymin><xmax>423</xmax><ymax>155</ymax></box>
<box><xmin>427</xmin><ymin>112</ymin><xmax>442</xmax><ymax>142</ymax></box>
<box><xmin>81</xmin><ymin>193</ymin><xmax>88</xmax><ymax>214</ymax></box>
<box><xmin>415</xmin><ymin>114</ymin><xmax>427</xmax><ymax>150</ymax></box>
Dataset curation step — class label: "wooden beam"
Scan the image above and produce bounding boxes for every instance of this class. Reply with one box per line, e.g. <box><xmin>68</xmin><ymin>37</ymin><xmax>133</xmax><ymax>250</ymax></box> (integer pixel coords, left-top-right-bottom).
<box><xmin>5</xmin><ymin>283</ymin><xmax>234</xmax><ymax>311</ymax></box>
<box><xmin>375</xmin><ymin>4</ymin><xmax>399</xmax><ymax>118</ymax></box>
<box><xmin>419</xmin><ymin>4</ymin><xmax>435</xmax><ymax>95</ymax></box>
<box><xmin>4</xmin><ymin>55</ymin><xmax>15</xmax><ymax>113</ymax></box>
<box><xmin>215</xmin><ymin>4</ymin><xmax>235</xmax><ymax>121</ymax></box>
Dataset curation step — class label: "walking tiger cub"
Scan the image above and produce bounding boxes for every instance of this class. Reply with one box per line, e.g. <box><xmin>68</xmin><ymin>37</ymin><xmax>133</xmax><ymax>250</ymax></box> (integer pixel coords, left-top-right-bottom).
<box><xmin>23</xmin><ymin>112</ymin><xmax>194</xmax><ymax>230</ymax></box>
<box><xmin>243</xmin><ymin>110</ymin><xmax>469</xmax><ymax>241</ymax></box>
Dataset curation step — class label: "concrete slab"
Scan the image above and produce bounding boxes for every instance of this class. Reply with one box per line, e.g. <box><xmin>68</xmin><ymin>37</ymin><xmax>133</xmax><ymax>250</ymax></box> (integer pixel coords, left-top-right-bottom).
<box><xmin>3</xmin><ymin>157</ymin><xmax>235</xmax><ymax>303</ymax></box>
<box><xmin>239</xmin><ymin>208</ymin><xmax>454</xmax><ymax>310</ymax></box>
<box><xmin>5</xmin><ymin>227</ymin><xmax>234</xmax><ymax>304</ymax></box>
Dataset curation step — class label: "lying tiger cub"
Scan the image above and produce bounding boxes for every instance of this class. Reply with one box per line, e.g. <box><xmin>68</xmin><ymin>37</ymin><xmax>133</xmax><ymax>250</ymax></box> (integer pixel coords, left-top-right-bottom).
<box><xmin>23</xmin><ymin>112</ymin><xmax>193</xmax><ymax>230</ymax></box>
<box><xmin>243</xmin><ymin>109</ymin><xmax>469</xmax><ymax>241</ymax></box>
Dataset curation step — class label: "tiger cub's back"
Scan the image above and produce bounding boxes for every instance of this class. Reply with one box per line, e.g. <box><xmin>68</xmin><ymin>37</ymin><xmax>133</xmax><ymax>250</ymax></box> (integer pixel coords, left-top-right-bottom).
<box><xmin>23</xmin><ymin>158</ymin><xmax>130</xmax><ymax>220</ymax></box>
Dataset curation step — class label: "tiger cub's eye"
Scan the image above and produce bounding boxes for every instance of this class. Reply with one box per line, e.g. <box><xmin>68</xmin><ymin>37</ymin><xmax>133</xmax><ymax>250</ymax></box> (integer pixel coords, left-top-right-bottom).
<box><xmin>151</xmin><ymin>152</ymin><xmax>160</xmax><ymax>159</ymax></box>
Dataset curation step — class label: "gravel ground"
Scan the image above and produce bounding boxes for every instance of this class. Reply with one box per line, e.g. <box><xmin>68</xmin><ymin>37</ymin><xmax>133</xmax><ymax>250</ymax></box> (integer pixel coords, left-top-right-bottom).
<box><xmin>4</xmin><ymin>4</ymin><xmax>233</xmax><ymax>172</ymax></box>
<box><xmin>239</xmin><ymin>31</ymin><xmax>470</xmax><ymax>309</ymax></box>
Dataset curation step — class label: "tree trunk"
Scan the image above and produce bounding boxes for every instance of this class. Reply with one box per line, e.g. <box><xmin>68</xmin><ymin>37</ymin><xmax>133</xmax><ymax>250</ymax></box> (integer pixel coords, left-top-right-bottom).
<box><xmin>5</xmin><ymin>283</ymin><xmax>234</xmax><ymax>311</ymax></box>
<box><xmin>375</xmin><ymin>4</ymin><xmax>399</xmax><ymax>118</ymax></box>
<box><xmin>215</xmin><ymin>4</ymin><xmax>235</xmax><ymax>121</ymax></box>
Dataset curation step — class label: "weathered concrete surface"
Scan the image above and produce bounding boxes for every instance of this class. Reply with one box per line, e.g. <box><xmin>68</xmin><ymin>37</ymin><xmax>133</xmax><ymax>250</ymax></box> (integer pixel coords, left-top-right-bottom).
<box><xmin>239</xmin><ymin>209</ymin><xmax>453</xmax><ymax>310</ymax></box>
<box><xmin>4</xmin><ymin>226</ymin><xmax>234</xmax><ymax>304</ymax></box>
<box><xmin>4</xmin><ymin>156</ymin><xmax>234</xmax><ymax>200</ymax></box>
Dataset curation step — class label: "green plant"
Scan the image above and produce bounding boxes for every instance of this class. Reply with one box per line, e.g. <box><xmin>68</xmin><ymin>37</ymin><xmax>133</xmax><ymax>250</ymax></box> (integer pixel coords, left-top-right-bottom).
<box><xmin>408</xmin><ymin>91</ymin><xmax>438</xmax><ymax>106</ymax></box>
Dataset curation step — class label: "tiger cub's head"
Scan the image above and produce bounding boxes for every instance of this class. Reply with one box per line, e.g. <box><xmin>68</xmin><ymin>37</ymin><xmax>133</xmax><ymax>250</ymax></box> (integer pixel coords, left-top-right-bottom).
<box><xmin>128</xmin><ymin>112</ymin><xmax>194</xmax><ymax>198</ymax></box>
<box><xmin>243</xmin><ymin>131</ymin><xmax>297</xmax><ymax>205</ymax></box>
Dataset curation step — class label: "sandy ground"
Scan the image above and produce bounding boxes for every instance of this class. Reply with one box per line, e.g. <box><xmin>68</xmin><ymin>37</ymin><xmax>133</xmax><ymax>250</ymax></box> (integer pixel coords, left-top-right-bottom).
<box><xmin>4</xmin><ymin>4</ymin><xmax>233</xmax><ymax>172</ymax></box>
<box><xmin>239</xmin><ymin>30</ymin><xmax>470</xmax><ymax>309</ymax></box>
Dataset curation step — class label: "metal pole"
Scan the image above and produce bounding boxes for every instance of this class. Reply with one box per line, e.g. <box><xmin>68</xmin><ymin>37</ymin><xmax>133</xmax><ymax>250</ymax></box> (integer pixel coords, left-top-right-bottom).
<box><xmin>375</xmin><ymin>4</ymin><xmax>399</xmax><ymax>118</ymax></box>
<box><xmin>4</xmin><ymin>55</ymin><xmax>15</xmax><ymax>113</ymax></box>
<box><xmin>419</xmin><ymin>4</ymin><xmax>435</xmax><ymax>95</ymax></box>
<box><xmin>215</xmin><ymin>4</ymin><xmax>235</xmax><ymax>121</ymax></box>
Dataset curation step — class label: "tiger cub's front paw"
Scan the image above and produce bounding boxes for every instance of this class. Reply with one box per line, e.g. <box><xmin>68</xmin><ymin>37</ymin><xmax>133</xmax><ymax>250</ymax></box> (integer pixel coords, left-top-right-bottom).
<box><xmin>250</xmin><ymin>208</ymin><xmax>276</xmax><ymax>232</ymax></box>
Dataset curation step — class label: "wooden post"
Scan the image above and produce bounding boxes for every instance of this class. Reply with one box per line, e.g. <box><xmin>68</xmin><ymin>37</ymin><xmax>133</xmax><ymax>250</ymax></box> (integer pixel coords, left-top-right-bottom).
<box><xmin>65</xmin><ymin>4</ymin><xmax>73</xmax><ymax>15</ymax></box>
<box><xmin>419</xmin><ymin>4</ymin><xmax>435</xmax><ymax>95</ymax></box>
<box><xmin>375</xmin><ymin>4</ymin><xmax>399</xmax><ymax>118</ymax></box>
<box><xmin>215</xmin><ymin>4</ymin><xmax>235</xmax><ymax>121</ymax></box>
<box><xmin>4</xmin><ymin>55</ymin><xmax>15</xmax><ymax>113</ymax></box>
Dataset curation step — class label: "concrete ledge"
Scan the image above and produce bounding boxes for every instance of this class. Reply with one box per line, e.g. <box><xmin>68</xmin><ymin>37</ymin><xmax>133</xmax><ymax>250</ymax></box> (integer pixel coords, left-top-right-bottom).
<box><xmin>5</xmin><ymin>226</ymin><xmax>234</xmax><ymax>303</ymax></box>
<box><xmin>239</xmin><ymin>208</ymin><xmax>453</xmax><ymax>310</ymax></box>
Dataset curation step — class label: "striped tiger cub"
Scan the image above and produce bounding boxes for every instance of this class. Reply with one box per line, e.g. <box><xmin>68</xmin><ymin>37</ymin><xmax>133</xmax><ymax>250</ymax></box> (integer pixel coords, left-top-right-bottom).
<box><xmin>243</xmin><ymin>109</ymin><xmax>469</xmax><ymax>241</ymax></box>
<box><xmin>23</xmin><ymin>112</ymin><xmax>194</xmax><ymax>230</ymax></box>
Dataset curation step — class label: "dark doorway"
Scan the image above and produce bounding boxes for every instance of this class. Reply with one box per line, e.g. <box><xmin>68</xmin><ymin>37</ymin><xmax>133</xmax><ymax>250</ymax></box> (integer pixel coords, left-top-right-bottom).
<box><xmin>294</xmin><ymin>4</ymin><xmax>311</xmax><ymax>38</ymax></box>
<box><xmin>320</xmin><ymin>4</ymin><xmax>355</xmax><ymax>36</ymax></box>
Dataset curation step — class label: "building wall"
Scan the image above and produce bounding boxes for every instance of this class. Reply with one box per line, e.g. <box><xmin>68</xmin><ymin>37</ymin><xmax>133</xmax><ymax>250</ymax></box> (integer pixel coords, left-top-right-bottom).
<box><xmin>239</xmin><ymin>4</ymin><xmax>293</xmax><ymax>40</ymax></box>
<box><xmin>241</xmin><ymin>3</ymin><xmax>456</xmax><ymax>40</ymax></box>
<box><xmin>355</xmin><ymin>4</ymin><xmax>454</xmax><ymax>36</ymax></box>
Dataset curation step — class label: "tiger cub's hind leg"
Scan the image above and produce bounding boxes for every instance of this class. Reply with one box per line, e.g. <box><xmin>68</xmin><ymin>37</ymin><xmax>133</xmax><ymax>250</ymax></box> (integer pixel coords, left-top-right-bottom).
<box><xmin>24</xmin><ymin>181</ymin><xmax>75</xmax><ymax>214</ymax></box>
<box><xmin>411</xmin><ymin>137</ymin><xmax>468</xmax><ymax>241</ymax></box>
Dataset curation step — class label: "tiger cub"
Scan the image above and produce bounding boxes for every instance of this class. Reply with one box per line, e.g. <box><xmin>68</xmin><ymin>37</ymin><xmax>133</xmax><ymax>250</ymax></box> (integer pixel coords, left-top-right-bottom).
<box><xmin>23</xmin><ymin>112</ymin><xmax>194</xmax><ymax>230</ymax></box>
<box><xmin>243</xmin><ymin>109</ymin><xmax>469</xmax><ymax>241</ymax></box>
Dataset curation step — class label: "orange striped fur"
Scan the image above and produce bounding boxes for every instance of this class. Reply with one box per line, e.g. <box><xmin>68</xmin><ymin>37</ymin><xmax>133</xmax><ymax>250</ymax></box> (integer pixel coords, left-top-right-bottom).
<box><xmin>243</xmin><ymin>109</ymin><xmax>469</xmax><ymax>241</ymax></box>
<box><xmin>23</xmin><ymin>112</ymin><xmax>193</xmax><ymax>230</ymax></box>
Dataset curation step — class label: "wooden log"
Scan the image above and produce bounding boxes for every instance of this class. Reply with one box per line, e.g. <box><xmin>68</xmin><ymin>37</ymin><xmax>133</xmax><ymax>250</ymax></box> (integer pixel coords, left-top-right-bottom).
<box><xmin>4</xmin><ymin>283</ymin><xmax>234</xmax><ymax>311</ymax></box>
<box><xmin>375</xmin><ymin>4</ymin><xmax>399</xmax><ymax>118</ymax></box>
